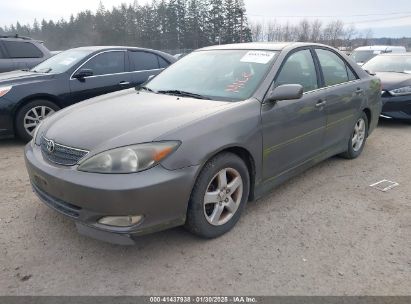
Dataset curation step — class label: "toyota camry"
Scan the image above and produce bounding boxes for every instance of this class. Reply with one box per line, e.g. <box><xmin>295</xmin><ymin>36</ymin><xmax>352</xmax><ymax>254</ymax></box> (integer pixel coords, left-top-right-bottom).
<box><xmin>25</xmin><ymin>42</ymin><xmax>382</xmax><ymax>244</ymax></box>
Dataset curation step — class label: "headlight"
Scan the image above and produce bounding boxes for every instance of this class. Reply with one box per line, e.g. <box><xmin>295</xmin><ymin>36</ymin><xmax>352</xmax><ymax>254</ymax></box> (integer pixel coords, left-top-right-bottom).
<box><xmin>389</xmin><ymin>86</ymin><xmax>411</xmax><ymax>96</ymax></box>
<box><xmin>77</xmin><ymin>141</ymin><xmax>180</xmax><ymax>173</ymax></box>
<box><xmin>0</xmin><ymin>86</ymin><xmax>12</xmax><ymax>98</ymax></box>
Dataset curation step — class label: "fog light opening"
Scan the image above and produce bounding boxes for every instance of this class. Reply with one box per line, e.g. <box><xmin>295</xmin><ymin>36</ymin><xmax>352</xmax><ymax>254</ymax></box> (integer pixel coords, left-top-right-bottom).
<box><xmin>98</xmin><ymin>215</ymin><xmax>143</xmax><ymax>227</ymax></box>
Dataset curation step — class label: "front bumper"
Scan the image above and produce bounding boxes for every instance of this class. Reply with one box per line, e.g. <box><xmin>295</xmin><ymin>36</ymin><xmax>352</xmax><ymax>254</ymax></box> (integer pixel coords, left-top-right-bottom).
<box><xmin>381</xmin><ymin>94</ymin><xmax>411</xmax><ymax>120</ymax></box>
<box><xmin>25</xmin><ymin>143</ymin><xmax>199</xmax><ymax>245</ymax></box>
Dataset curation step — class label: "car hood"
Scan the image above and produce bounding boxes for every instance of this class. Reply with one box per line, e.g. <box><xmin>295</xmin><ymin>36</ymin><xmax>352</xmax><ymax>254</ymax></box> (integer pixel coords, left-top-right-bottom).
<box><xmin>42</xmin><ymin>89</ymin><xmax>234</xmax><ymax>153</ymax></box>
<box><xmin>376</xmin><ymin>72</ymin><xmax>411</xmax><ymax>91</ymax></box>
<box><xmin>0</xmin><ymin>70</ymin><xmax>54</xmax><ymax>86</ymax></box>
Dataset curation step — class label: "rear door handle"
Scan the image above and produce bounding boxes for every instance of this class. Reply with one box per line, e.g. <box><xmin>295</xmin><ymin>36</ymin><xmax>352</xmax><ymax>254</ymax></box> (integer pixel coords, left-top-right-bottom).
<box><xmin>355</xmin><ymin>88</ymin><xmax>364</xmax><ymax>95</ymax></box>
<box><xmin>119</xmin><ymin>81</ymin><xmax>130</xmax><ymax>86</ymax></box>
<box><xmin>316</xmin><ymin>99</ymin><xmax>327</xmax><ymax>108</ymax></box>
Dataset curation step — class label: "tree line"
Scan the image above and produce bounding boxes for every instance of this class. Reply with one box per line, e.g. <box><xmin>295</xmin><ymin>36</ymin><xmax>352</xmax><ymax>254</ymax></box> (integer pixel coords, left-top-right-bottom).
<box><xmin>250</xmin><ymin>19</ymin><xmax>371</xmax><ymax>49</ymax></box>
<box><xmin>1</xmin><ymin>1</ymin><xmax>410</xmax><ymax>52</ymax></box>
<box><xmin>0</xmin><ymin>0</ymin><xmax>252</xmax><ymax>51</ymax></box>
<box><xmin>250</xmin><ymin>19</ymin><xmax>411</xmax><ymax>50</ymax></box>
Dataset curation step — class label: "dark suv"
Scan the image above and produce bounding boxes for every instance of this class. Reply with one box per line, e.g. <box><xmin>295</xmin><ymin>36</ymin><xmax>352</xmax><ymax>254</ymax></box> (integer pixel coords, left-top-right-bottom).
<box><xmin>0</xmin><ymin>35</ymin><xmax>51</xmax><ymax>73</ymax></box>
<box><xmin>0</xmin><ymin>46</ymin><xmax>176</xmax><ymax>140</ymax></box>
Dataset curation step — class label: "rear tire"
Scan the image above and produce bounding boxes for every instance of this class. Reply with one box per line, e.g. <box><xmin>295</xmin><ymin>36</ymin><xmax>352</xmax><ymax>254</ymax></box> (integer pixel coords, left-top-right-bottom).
<box><xmin>15</xmin><ymin>100</ymin><xmax>60</xmax><ymax>142</ymax></box>
<box><xmin>339</xmin><ymin>112</ymin><xmax>369</xmax><ymax>159</ymax></box>
<box><xmin>185</xmin><ymin>152</ymin><xmax>250</xmax><ymax>238</ymax></box>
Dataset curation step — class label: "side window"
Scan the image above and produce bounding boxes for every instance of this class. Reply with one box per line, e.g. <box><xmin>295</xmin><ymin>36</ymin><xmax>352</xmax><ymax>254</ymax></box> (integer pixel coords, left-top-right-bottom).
<box><xmin>275</xmin><ymin>49</ymin><xmax>318</xmax><ymax>92</ymax></box>
<box><xmin>82</xmin><ymin>51</ymin><xmax>125</xmax><ymax>76</ymax></box>
<box><xmin>3</xmin><ymin>41</ymin><xmax>43</xmax><ymax>58</ymax></box>
<box><xmin>129</xmin><ymin>51</ymin><xmax>160</xmax><ymax>71</ymax></box>
<box><xmin>158</xmin><ymin>56</ymin><xmax>170</xmax><ymax>68</ymax></box>
<box><xmin>316</xmin><ymin>49</ymin><xmax>353</xmax><ymax>86</ymax></box>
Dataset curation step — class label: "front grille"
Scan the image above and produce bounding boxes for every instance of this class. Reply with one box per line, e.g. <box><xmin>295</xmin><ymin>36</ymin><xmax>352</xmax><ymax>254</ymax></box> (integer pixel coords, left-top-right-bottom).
<box><xmin>41</xmin><ymin>136</ymin><xmax>89</xmax><ymax>166</ymax></box>
<box><xmin>32</xmin><ymin>183</ymin><xmax>82</xmax><ymax>218</ymax></box>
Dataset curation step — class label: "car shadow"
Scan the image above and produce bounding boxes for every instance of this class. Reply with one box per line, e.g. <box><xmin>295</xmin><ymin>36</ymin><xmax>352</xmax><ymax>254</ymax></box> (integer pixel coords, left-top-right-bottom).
<box><xmin>0</xmin><ymin>138</ymin><xmax>26</xmax><ymax>148</ymax></box>
<box><xmin>378</xmin><ymin>118</ymin><xmax>411</xmax><ymax>129</ymax></box>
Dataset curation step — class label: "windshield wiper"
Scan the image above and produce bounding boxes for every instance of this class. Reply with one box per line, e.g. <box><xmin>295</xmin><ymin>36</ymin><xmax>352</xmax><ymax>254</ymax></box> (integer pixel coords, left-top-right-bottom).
<box><xmin>138</xmin><ymin>86</ymin><xmax>156</xmax><ymax>93</ymax></box>
<box><xmin>157</xmin><ymin>90</ymin><xmax>208</xmax><ymax>100</ymax></box>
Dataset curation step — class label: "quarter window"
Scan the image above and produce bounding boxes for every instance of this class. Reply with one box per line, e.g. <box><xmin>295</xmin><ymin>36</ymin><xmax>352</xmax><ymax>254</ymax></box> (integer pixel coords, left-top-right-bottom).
<box><xmin>81</xmin><ymin>51</ymin><xmax>125</xmax><ymax>76</ymax></box>
<box><xmin>3</xmin><ymin>41</ymin><xmax>43</xmax><ymax>58</ymax></box>
<box><xmin>158</xmin><ymin>56</ymin><xmax>170</xmax><ymax>68</ymax></box>
<box><xmin>129</xmin><ymin>51</ymin><xmax>162</xmax><ymax>71</ymax></box>
<box><xmin>275</xmin><ymin>49</ymin><xmax>318</xmax><ymax>93</ymax></box>
<box><xmin>316</xmin><ymin>49</ymin><xmax>357</xmax><ymax>86</ymax></box>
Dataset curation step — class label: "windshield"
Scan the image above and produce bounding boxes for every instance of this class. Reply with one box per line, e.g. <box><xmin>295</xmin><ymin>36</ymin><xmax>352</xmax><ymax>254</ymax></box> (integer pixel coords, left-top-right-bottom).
<box><xmin>363</xmin><ymin>55</ymin><xmax>411</xmax><ymax>73</ymax></box>
<box><xmin>146</xmin><ymin>49</ymin><xmax>277</xmax><ymax>101</ymax></box>
<box><xmin>351</xmin><ymin>50</ymin><xmax>379</xmax><ymax>63</ymax></box>
<box><xmin>30</xmin><ymin>49</ymin><xmax>93</xmax><ymax>74</ymax></box>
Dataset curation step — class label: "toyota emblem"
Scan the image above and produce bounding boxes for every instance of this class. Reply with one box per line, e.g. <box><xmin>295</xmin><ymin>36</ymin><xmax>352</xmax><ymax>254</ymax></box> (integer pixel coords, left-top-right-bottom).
<box><xmin>46</xmin><ymin>139</ymin><xmax>55</xmax><ymax>153</ymax></box>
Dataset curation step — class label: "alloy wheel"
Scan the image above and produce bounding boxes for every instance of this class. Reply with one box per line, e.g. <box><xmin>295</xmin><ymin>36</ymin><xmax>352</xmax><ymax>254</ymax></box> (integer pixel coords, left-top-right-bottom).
<box><xmin>203</xmin><ymin>168</ymin><xmax>243</xmax><ymax>226</ymax></box>
<box><xmin>352</xmin><ymin>118</ymin><xmax>366</xmax><ymax>152</ymax></box>
<box><xmin>23</xmin><ymin>106</ymin><xmax>55</xmax><ymax>136</ymax></box>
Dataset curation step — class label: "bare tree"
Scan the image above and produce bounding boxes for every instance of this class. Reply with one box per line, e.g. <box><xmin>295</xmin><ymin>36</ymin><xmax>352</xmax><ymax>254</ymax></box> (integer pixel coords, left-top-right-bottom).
<box><xmin>297</xmin><ymin>19</ymin><xmax>310</xmax><ymax>42</ymax></box>
<box><xmin>310</xmin><ymin>19</ymin><xmax>322</xmax><ymax>42</ymax></box>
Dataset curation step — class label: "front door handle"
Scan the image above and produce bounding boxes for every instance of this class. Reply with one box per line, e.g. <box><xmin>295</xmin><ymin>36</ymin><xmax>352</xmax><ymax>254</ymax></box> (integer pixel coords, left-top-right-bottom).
<box><xmin>316</xmin><ymin>99</ymin><xmax>327</xmax><ymax>108</ymax></box>
<box><xmin>119</xmin><ymin>81</ymin><xmax>130</xmax><ymax>86</ymax></box>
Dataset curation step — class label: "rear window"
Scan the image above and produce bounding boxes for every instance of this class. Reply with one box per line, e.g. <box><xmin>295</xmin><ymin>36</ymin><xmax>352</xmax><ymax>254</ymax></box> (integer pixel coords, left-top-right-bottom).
<box><xmin>3</xmin><ymin>41</ymin><xmax>43</xmax><ymax>58</ymax></box>
<box><xmin>129</xmin><ymin>51</ymin><xmax>162</xmax><ymax>71</ymax></box>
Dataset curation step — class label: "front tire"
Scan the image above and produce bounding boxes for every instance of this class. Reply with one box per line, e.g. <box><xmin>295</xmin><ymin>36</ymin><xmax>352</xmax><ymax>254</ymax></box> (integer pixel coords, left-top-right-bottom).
<box><xmin>339</xmin><ymin>112</ymin><xmax>369</xmax><ymax>159</ymax></box>
<box><xmin>15</xmin><ymin>100</ymin><xmax>60</xmax><ymax>142</ymax></box>
<box><xmin>185</xmin><ymin>152</ymin><xmax>250</xmax><ymax>238</ymax></box>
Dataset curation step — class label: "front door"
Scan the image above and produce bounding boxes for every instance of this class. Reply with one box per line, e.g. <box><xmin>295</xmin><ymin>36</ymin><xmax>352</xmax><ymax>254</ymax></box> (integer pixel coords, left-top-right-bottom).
<box><xmin>261</xmin><ymin>48</ymin><xmax>327</xmax><ymax>182</ymax></box>
<box><xmin>69</xmin><ymin>50</ymin><xmax>132</xmax><ymax>104</ymax></box>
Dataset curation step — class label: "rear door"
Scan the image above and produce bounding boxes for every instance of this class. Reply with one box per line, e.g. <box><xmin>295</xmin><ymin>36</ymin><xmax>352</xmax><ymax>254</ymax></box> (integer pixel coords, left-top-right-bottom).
<box><xmin>128</xmin><ymin>51</ymin><xmax>168</xmax><ymax>86</ymax></box>
<box><xmin>314</xmin><ymin>48</ymin><xmax>365</xmax><ymax>149</ymax></box>
<box><xmin>69</xmin><ymin>50</ymin><xmax>132</xmax><ymax>103</ymax></box>
<box><xmin>0</xmin><ymin>42</ymin><xmax>15</xmax><ymax>72</ymax></box>
<box><xmin>261</xmin><ymin>48</ymin><xmax>327</xmax><ymax>181</ymax></box>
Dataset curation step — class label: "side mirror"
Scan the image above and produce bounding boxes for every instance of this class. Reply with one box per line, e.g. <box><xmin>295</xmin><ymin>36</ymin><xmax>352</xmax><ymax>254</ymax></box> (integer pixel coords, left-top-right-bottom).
<box><xmin>265</xmin><ymin>84</ymin><xmax>304</xmax><ymax>102</ymax></box>
<box><xmin>73</xmin><ymin>69</ymin><xmax>94</xmax><ymax>79</ymax></box>
<box><xmin>364</xmin><ymin>69</ymin><xmax>376</xmax><ymax>76</ymax></box>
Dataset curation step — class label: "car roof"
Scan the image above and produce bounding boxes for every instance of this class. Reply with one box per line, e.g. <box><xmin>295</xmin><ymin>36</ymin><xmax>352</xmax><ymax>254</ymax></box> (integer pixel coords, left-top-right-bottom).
<box><xmin>72</xmin><ymin>46</ymin><xmax>163</xmax><ymax>52</ymax></box>
<box><xmin>67</xmin><ymin>46</ymin><xmax>176</xmax><ymax>62</ymax></box>
<box><xmin>378</xmin><ymin>52</ymin><xmax>411</xmax><ymax>56</ymax></box>
<box><xmin>198</xmin><ymin>42</ymin><xmax>330</xmax><ymax>51</ymax></box>
<box><xmin>0</xmin><ymin>36</ymin><xmax>43</xmax><ymax>43</ymax></box>
<box><xmin>354</xmin><ymin>45</ymin><xmax>406</xmax><ymax>51</ymax></box>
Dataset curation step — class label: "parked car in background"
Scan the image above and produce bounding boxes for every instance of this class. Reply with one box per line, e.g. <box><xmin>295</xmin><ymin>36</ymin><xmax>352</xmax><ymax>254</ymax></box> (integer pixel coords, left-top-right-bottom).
<box><xmin>363</xmin><ymin>53</ymin><xmax>411</xmax><ymax>120</ymax></box>
<box><xmin>351</xmin><ymin>45</ymin><xmax>406</xmax><ymax>66</ymax></box>
<box><xmin>0</xmin><ymin>35</ymin><xmax>51</xmax><ymax>73</ymax></box>
<box><xmin>25</xmin><ymin>42</ymin><xmax>381</xmax><ymax>244</ymax></box>
<box><xmin>0</xmin><ymin>46</ymin><xmax>176</xmax><ymax>141</ymax></box>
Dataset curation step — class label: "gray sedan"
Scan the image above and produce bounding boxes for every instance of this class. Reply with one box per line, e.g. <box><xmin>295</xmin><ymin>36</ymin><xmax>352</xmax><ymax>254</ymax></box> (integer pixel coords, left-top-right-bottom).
<box><xmin>25</xmin><ymin>42</ymin><xmax>382</xmax><ymax>244</ymax></box>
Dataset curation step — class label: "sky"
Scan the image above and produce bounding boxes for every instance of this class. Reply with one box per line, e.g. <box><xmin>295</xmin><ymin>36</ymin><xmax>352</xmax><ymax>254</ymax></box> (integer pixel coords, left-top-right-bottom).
<box><xmin>1</xmin><ymin>0</ymin><xmax>411</xmax><ymax>37</ymax></box>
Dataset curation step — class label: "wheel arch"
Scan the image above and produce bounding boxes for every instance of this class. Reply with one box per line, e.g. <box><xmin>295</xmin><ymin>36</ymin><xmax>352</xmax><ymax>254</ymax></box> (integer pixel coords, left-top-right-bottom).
<box><xmin>362</xmin><ymin>107</ymin><xmax>371</xmax><ymax>136</ymax></box>
<box><xmin>197</xmin><ymin>145</ymin><xmax>257</xmax><ymax>202</ymax></box>
<box><xmin>13</xmin><ymin>94</ymin><xmax>61</xmax><ymax>126</ymax></box>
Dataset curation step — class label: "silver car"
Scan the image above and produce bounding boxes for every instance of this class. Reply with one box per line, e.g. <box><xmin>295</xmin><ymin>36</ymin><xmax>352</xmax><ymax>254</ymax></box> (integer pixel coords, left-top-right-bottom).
<box><xmin>25</xmin><ymin>42</ymin><xmax>382</xmax><ymax>244</ymax></box>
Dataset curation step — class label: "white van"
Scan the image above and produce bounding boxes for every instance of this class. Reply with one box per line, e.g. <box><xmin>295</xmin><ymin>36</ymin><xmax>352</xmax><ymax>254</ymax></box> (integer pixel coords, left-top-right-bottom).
<box><xmin>350</xmin><ymin>45</ymin><xmax>406</xmax><ymax>66</ymax></box>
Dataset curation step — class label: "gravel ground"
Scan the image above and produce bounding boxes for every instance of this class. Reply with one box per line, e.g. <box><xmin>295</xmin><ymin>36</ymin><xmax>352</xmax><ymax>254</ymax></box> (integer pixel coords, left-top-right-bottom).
<box><xmin>0</xmin><ymin>120</ymin><xmax>410</xmax><ymax>296</ymax></box>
